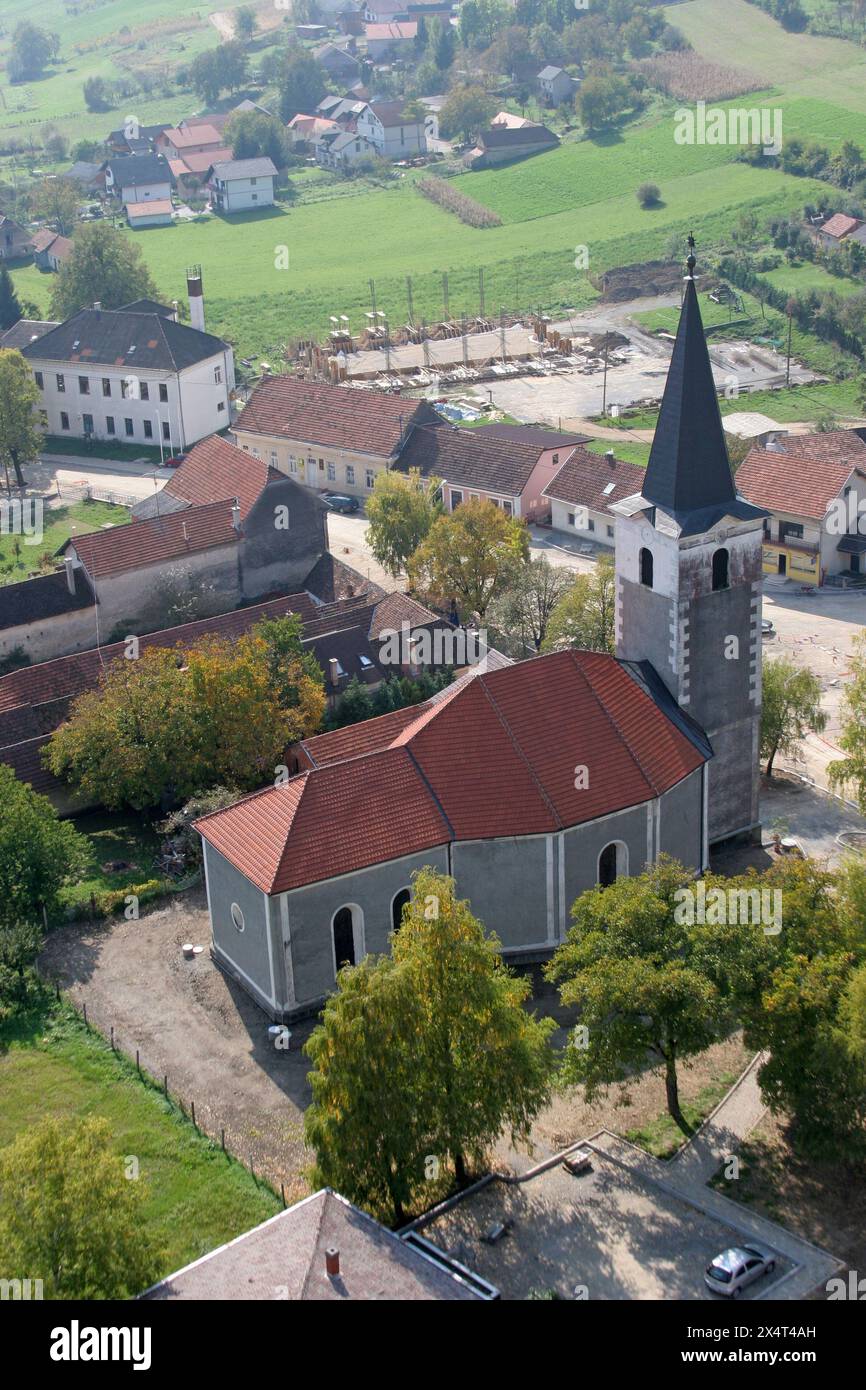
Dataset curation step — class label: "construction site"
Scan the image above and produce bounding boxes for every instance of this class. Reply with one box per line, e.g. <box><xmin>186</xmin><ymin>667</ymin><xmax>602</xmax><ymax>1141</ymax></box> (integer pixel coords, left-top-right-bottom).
<box><xmin>283</xmin><ymin>282</ymin><xmax>819</xmax><ymax>431</ymax></box>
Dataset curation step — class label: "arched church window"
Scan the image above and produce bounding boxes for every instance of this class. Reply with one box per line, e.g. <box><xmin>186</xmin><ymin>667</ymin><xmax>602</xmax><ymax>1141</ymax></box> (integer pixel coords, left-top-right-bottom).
<box><xmin>640</xmin><ymin>547</ymin><xmax>654</xmax><ymax>588</ymax></box>
<box><xmin>712</xmin><ymin>548</ymin><xmax>729</xmax><ymax>591</ymax></box>
<box><xmin>332</xmin><ymin>907</ymin><xmax>357</xmax><ymax>972</ymax></box>
<box><xmin>391</xmin><ymin>888</ymin><xmax>411</xmax><ymax>935</ymax></box>
<box><xmin>598</xmin><ymin>842</ymin><xmax>627</xmax><ymax>887</ymax></box>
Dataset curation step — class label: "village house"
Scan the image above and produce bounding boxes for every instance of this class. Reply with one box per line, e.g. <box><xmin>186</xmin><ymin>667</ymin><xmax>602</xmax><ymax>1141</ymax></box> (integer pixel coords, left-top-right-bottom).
<box><xmin>316</xmin><ymin>129</ymin><xmax>378</xmax><ymax>171</ymax></box>
<box><xmin>156</xmin><ymin>124</ymin><xmax>226</xmax><ymax>159</ymax></box>
<box><xmin>816</xmin><ymin>211</ymin><xmax>866</xmax><ymax>250</ymax></box>
<box><xmin>21</xmin><ymin>286</ymin><xmax>234</xmax><ymax>452</ymax></box>
<box><xmin>105</xmin><ymin>123</ymin><xmax>170</xmax><ymax>157</ymax></box>
<box><xmin>0</xmin><ymin>212</ymin><xmax>31</xmax><ymax>260</ymax></box>
<box><xmin>355</xmin><ymin>100</ymin><xmax>427</xmax><ymax>158</ymax></box>
<box><xmin>103</xmin><ymin>154</ymin><xmax>172</xmax><ymax>211</ymax></box>
<box><xmin>166</xmin><ymin>147</ymin><xmax>233</xmax><ymax>197</ymax></box>
<box><xmin>141</xmin><ymin>1189</ymin><xmax>495</xmax><ymax>1301</ymax></box>
<box><xmin>30</xmin><ymin>230</ymin><xmax>74</xmax><ymax>273</ymax></box>
<box><xmin>208</xmin><ymin>157</ymin><xmax>277</xmax><ymax>212</ymax></box>
<box><xmin>58</xmin><ymin>433</ymin><xmax>328</xmax><ymax>641</ymax></box>
<box><xmin>364</xmin><ymin>20</ymin><xmax>418</xmax><ymax>60</ymax></box>
<box><xmin>537</xmin><ymin>65</ymin><xmax>579</xmax><ymax>106</ymax></box>
<box><xmin>287</xmin><ymin>114</ymin><xmax>340</xmax><ymax>150</ymax></box>
<box><xmin>735</xmin><ymin>430</ymin><xmax>866</xmax><ymax>584</ymax></box>
<box><xmin>399</xmin><ymin>422</ymin><xmax>589</xmax><ymax>523</ymax></box>
<box><xmin>314</xmin><ymin>40</ymin><xmax>363</xmax><ymax>81</ymax></box>
<box><xmin>0</xmin><ymin>566</ymin><xmax>96</xmax><ymax>672</ymax></box>
<box><xmin>232</xmin><ymin>375</ymin><xmax>441</xmax><ymax>497</ymax></box>
<box><xmin>468</xmin><ymin>123</ymin><xmax>559</xmax><ymax>168</ymax></box>
<box><xmin>543</xmin><ymin>444</ymin><xmax>646</xmax><ymax>547</ymax></box>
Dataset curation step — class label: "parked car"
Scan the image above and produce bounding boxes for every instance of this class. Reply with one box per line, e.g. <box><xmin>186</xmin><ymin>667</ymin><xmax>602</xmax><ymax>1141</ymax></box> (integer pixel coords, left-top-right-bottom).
<box><xmin>762</xmin><ymin>617</ymin><xmax>775</xmax><ymax>637</ymax></box>
<box><xmin>322</xmin><ymin>493</ymin><xmax>360</xmax><ymax>514</ymax></box>
<box><xmin>163</xmin><ymin>454</ymin><xmax>187</xmax><ymax>469</ymax></box>
<box><xmin>705</xmin><ymin>1245</ymin><xmax>776</xmax><ymax>1298</ymax></box>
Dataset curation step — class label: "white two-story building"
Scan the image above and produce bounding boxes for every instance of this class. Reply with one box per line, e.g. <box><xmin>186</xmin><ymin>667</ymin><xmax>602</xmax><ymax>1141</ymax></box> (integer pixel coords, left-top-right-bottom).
<box><xmin>355</xmin><ymin>101</ymin><xmax>427</xmax><ymax>159</ymax></box>
<box><xmin>21</xmin><ymin>298</ymin><xmax>235</xmax><ymax>453</ymax></box>
<box><xmin>208</xmin><ymin>157</ymin><xmax>277</xmax><ymax>213</ymax></box>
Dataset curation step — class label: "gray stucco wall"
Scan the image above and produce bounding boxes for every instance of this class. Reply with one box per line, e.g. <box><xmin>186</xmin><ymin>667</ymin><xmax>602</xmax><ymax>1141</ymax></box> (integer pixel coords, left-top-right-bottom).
<box><xmin>282</xmin><ymin>846</ymin><xmax>450</xmax><ymax>1011</ymax></box>
<box><xmin>204</xmin><ymin>776</ymin><xmax>706</xmax><ymax>1021</ymax></box>
<box><xmin>451</xmin><ymin>835</ymin><xmax>550</xmax><ymax>951</ymax></box>
<box><xmin>658</xmin><ymin>769</ymin><xmax>704</xmax><ymax>869</ymax></box>
<box><xmin>240</xmin><ymin>480</ymin><xmax>327</xmax><ymax>602</ymax></box>
<box><xmin>204</xmin><ymin>841</ymin><xmax>276</xmax><ymax>1013</ymax></box>
<box><xmin>617</xmin><ymin>579</ymin><xmax>677</xmax><ymax>695</ymax></box>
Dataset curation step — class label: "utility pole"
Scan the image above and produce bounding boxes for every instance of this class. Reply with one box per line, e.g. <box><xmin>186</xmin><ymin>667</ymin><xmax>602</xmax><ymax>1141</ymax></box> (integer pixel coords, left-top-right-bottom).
<box><xmin>602</xmin><ymin>336</ymin><xmax>609</xmax><ymax>416</ymax></box>
<box><xmin>406</xmin><ymin>275</ymin><xmax>414</xmax><ymax>326</ymax></box>
<box><xmin>442</xmin><ymin>271</ymin><xmax>450</xmax><ymax>320</ymax></box>
<box><xmin>369</xmin><ymin>278</ymin><xmax>377</xmax><ymax>320</ymax></box>
<box><xmin>478</xmin><ymin>267</ymin><xmax>485</xmax><ymax>317</ymax></box>
<box><xmin>786</xmin><ymin>302</ymin><xmax>794</xmax><ymax>387</ymax></box>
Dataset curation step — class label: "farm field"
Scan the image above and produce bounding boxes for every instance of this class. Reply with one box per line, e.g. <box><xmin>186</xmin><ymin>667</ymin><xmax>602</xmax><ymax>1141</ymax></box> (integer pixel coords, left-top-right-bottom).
<box><xmin>33</xmin><ymin>162</ymin><xmax>827</xmax><ymax>361</ymax></box>
<box><xmin>760</xmin><ymin>261</ymin><xmax>865</xmax><ymax>298</ymax></box>
<box><xmin>664</xmin><ymin>0</ymin><xmax>866</xmax><ymax>115</ymax></box>
<box><xmin>0</xmin><ymin>996</ymin><xmax>281</xmax><ymax>1289</ymax></box>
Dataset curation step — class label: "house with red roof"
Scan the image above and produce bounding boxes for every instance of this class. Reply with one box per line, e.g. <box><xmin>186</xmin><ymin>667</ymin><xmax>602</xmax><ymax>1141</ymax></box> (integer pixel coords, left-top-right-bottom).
<box><xmin>61</xmin><ymin>434</ymin><xmax>329</xmax><ymax>641</ymax></box>
<box><xmin>543</xmin><ymin>444</ymin><xmax>646</xmax><ymax>547</ymax></box>
<box><xmin>192</xmin><ymin>243</ymin><xmax>771</xmax><ymax>1018</ymax></box>
<box><xmin>735</xmin><ymin>430</ymin><xmax>866</xmax><ymax>584</ymax></box>
<box><xmin>233</xmin><ymin>376</ymin><xmax>441</xmax><ymax>498</ymax></box>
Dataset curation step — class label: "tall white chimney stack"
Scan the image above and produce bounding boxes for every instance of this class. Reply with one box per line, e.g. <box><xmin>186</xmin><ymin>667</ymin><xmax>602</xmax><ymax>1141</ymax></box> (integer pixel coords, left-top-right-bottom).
<box><xmin>187</xmin><ymin>266</ymin><xmax>205</xmax><ymax>333</ymax></box>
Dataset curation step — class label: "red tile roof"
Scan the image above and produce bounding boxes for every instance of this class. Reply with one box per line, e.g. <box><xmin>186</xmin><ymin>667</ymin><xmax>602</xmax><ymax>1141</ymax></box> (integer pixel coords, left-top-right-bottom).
<box><xmin>399</xmin><ymin>424</ymin><xmax>554</xmax><ymax>497</ymax></box>
<box><xmin>234</xmin><ymin>377</ymin><xmax>438</xmax><ymax>457</ymax></box>
<box><xmin>67</xmin><ymin>499</ymin><xmax>239</xmax><ymax>578</ymax></box>
<box><xmin>199</xmin><ymin>747</ymin><xmax>452</xmax><ymax>893</ymax></box>
<box><xmin>160</xmin><ymin>124</ymin><xmax>223</xmax><ymax>149</ymax></box>
<box><xmin>0</xmin><ymin>592</ymin><xmax>319</xmax><ymax>718</ymax></box>
<box><xmin>735</xmin><ymin>447</ymin><xmax>866</xmax><ymax>520</ymax></box>
<box><xmin>164</xmin><ymin>435</ymin><xmax>270</xmax><ymax>519</ymax></box>
<box><xmin>198</xmin><ymin>650</ymin><xmax>707</xmax><ymax>893</ymax></box>
<box><xmin>820</xmin><ymin>213</ymin><xmax>861</xmax><ymax>240</ymax></box>
<box><xmin>771</xmin><ymin>430</ymin><xmax>866</xmax><ymax>464</ymax></box>
<box><xmin>543</xmin><ymin>444</ymin><xmax>645</xmax><ymax>510</ymax></box>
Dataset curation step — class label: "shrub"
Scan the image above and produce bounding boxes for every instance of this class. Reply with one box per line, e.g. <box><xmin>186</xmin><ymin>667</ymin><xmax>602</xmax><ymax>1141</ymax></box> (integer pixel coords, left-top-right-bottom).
<box><xmin>637</xmin><ymin>182</ymin><xmax>661</xmax><ymax>208</ymax></box>
<box><xmin>417</xmin><ymin>176</ymin><xmax>502</xmax><ymax>228</ymax></box>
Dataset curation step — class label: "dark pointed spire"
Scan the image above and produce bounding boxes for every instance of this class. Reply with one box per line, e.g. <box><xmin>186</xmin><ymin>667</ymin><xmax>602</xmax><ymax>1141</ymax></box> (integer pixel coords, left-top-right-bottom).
<box><xmin>642</xmin><ymin>234</ymin><xmax>738</xmax><ymax>521</ymax></box>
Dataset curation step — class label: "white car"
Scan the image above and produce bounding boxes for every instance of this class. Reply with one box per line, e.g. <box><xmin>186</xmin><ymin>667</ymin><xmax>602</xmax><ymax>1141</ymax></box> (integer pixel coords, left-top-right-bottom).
<box><xmin>705</xmin><ymin>1245</ymin><xmax>776</xmax><ymax>1297</ymax></box>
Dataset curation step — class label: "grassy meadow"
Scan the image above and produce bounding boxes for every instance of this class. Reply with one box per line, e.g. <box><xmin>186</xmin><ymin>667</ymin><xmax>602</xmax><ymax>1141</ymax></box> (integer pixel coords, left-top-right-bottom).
<box><xmin>0</xmin><ymin>997</ymin><xmax>281</xmax><ymax>1289</ymax></box>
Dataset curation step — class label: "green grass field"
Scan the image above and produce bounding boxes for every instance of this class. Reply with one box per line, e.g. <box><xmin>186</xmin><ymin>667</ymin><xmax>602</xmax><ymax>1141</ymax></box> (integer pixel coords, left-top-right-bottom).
<box><xmin>40</xmin><ymin>160</ymin><xmax>823</xmax><ymax>362</ymax></box>
<box><xmin>0</xmin><ymin>498</ymin><xmax>129</xmax><ymax>581</ymax></box>
<box><xmin>586</xmin><ymin>437</ymin><xmax>651</xmax><ymax>468</ymax></box>
<box><xmin>0</xmin><ymin>996</ymin><xmax>281</xmax><ymax>1290</ymax></box>
<box><xmin>57</xmin><ymin>809</ymin><xmax>167</xmax><ymax>920</ymax></box>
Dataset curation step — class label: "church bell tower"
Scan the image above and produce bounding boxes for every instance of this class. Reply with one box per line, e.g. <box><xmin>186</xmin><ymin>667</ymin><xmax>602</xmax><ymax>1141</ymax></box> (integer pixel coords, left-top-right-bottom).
<box><xmin>613</xmin><ymin>236</ymin><xmax>768</xmax><ymax>845</ymax></box>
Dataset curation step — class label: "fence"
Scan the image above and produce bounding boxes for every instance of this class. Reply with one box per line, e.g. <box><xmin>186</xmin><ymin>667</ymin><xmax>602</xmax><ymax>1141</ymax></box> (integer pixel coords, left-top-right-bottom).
<box><xmin>49</xmin><ymin>979</ymin><xmax>293</xmax><ymax>1209</ymax></box>
<box><xmin>55</xmin><ymin>481</ymin><xmax>141</xmax><ymax>509</ymax></box>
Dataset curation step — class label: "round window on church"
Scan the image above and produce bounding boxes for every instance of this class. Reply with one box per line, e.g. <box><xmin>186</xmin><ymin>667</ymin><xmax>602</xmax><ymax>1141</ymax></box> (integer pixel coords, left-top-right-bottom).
<box><xmin>230</xmin><ymin>902</ymin><xmax>245</xmax><ymax>933</ymax></box>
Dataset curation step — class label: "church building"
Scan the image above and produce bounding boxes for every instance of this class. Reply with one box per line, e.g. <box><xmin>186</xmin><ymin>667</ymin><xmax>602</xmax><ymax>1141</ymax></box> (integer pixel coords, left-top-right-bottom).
<box><xmin>195</xmin><ymin>245</ymin><xmax>768</xmax><ymax>1022</ymax></box>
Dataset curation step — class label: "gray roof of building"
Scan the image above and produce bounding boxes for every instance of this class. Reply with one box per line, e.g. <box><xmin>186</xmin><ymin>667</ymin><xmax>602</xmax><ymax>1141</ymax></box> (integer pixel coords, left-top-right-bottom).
<box><xmin>0</xmin><ymin>568</ymin><xmax>94</xmax><ymax>633</ymax></box>
<box><xmin>104</xmin><ymin>154</ymin><xmax>170</xmax><ymax>186</ymax></box>
<box><xmin>640</xmin><ymin>270</ymin><xmax>767</xmax><ymax>536</ymax></box>
<box><xmin>21</xmin><ymin>307</ymin><xmax>229</xmax><ymax>372</ymax></box>
<box><xmin>0</xmin><ymin>319</ymin><xmax>60</xmax><ymax>349</ymax></box>
<box><xmin>209</xmin><ymin>156</ymin><xmax>278</xmax><ymax>180</ymax></box>
<box><xmin>140</xmin><ymin>1189</ymin><xmax>492</xmax><ymax>1301</ymax></box>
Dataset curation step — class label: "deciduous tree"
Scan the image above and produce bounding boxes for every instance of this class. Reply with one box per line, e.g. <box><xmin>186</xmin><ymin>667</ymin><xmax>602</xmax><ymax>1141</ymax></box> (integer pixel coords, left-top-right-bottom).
<box><xmin>366</xmin><ymin>467</ymin><xmax>442</xmax><ymax>577</ymax></box>
<box><xmin>541</xmin><ymin>556</ymin><xmax>615</xmax><ymax>653</ymax></box>
<box><xmin>0</xmin><ymin>1117</ymin><xmax>161</xmax><ymax>1298</ymax></box>
<box><xmin>762</xmin><ymin>655</ymin><xmax>826</xmax><ymax>777</ymax></box>
<box><xmin>547</xmin><ymin>858</ymin><xmax>770</xmax><ymax>1133</ymax></box>
<box><xmin>408</xmin><ymin>498</ymin><xmax>529</xmax><ymax>620</ymax></box>
<box><xmin>0</xmin><ymin>765</ymin><xmax>92</xmax><ymax>928</ymax></box>
<box><xmin>0</xmin><ymin>348</ymin><xmax>44</xmax><ymax>490</ymax></box>
<box><xmin>49</xmin><ymin>223</ymin><xmax>159</xmax><ymax>320</ymax></box>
